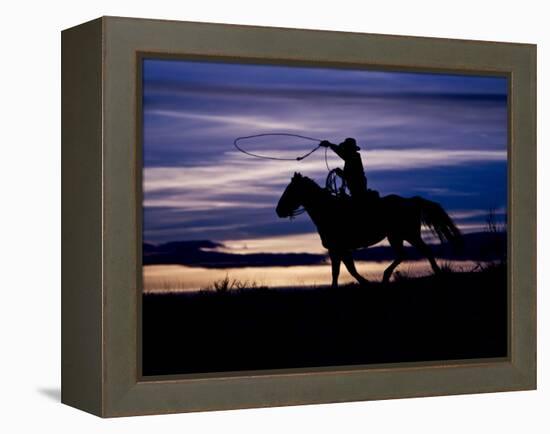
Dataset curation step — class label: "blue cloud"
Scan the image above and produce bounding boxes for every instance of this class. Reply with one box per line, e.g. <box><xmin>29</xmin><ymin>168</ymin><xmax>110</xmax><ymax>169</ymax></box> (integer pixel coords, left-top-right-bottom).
<box><xmin>142</xmin><ymin>58</ymin><xmax>508</xmax><ymax>246</ymax></box>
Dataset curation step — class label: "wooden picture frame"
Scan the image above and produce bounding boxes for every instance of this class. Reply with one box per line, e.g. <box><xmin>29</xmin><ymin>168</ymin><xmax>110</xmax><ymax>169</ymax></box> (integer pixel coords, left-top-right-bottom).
<box><xmin>61</xmin><ymin>16</ymin><xmax>536</xmax><ymax>417</ymax></box>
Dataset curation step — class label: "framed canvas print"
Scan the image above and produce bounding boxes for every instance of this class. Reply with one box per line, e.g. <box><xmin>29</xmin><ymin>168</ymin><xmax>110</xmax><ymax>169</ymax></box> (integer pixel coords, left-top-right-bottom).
<box><xmin>61</xmin><ymin>16</ymin><xmax>536</xmax><ymax>417</ymax></box>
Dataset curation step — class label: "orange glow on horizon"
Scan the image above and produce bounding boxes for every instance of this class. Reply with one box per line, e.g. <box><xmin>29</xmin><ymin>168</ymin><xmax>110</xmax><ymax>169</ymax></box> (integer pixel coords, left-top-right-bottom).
<box><xmin>143</xmin><ymin>260</ymin><xmax>482</xmax><ymax>293</ymax></box>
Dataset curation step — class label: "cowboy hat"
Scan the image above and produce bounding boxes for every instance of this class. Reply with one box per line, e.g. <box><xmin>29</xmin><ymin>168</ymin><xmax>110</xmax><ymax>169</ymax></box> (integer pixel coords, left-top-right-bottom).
<box><xmin>340</xmin><ymin>137</ymin><xmax>360</xmax><ymax>151</ymax></box>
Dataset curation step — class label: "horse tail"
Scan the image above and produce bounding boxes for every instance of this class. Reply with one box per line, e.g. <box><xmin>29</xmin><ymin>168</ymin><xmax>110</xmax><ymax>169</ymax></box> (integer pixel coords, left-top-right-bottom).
<box><xmin>413</xmin><ymin>197</ymin><xmax>463</xmax><ymax>248</ymax></box>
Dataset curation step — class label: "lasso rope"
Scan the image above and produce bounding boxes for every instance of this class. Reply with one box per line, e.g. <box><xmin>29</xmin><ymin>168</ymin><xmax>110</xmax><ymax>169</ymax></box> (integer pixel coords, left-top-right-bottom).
<box><xmin>233</xmin><ymin>132</ymin><xmax>331</xmax><ymax>170</ymax></box>
<box><xmin>232</xmin><ymin>133</ymin><xmax>335</xmax><ymax>217</ymax></box>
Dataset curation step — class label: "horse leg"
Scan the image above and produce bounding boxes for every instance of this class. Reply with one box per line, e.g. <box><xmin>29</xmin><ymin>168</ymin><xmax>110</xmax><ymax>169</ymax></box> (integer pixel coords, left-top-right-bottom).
<box><xmin>383</xmin><ymin>238</ymin><xmax>405</xmax><ymax>284</ymax></box>
<box><xmin>341</xmin><ymin>251</ymin><xmax>369</xmax><ymax>286</ymax></box>
<box><xmin>408</xmin><ymin>235</ymin><xmax>441</xmax><ymax>275</ymax></box>
<box><xmin>329</xmin><ymin>250</ymin><xmax>342</xmax><ymax>288</ymax></box>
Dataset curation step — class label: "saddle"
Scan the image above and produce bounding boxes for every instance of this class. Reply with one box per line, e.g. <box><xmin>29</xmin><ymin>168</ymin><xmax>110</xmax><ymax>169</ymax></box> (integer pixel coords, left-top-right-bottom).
<box><xmin>365</xmin><ymin>188</ymin><xmax>380</xmax><ymax>202</ymax></box>
<box><xmin>325</xmin><ymin>169</ymin><xmax>380</xmax><ymax>204</ymax></box>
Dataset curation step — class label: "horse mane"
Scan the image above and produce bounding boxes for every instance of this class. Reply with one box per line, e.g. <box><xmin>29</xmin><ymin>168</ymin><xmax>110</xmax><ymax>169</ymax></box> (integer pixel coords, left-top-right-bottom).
<box><xmin>295</xmin><ymin>174</ymin><xmax>326</xmax><ymax>193</ymax></box>
<box><xmin>295</xmin><ymin>174</ymin><xmax>340</xmax><ymax>204</ymax></box>
<box><xmin>298</xmin><ymin>175</ymin><xmax>320</xmax><ymax>189</ymax></box>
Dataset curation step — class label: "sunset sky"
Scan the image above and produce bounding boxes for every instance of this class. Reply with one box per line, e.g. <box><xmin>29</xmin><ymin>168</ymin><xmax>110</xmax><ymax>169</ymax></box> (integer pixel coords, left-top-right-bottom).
<box><xmin>142</xmin><ymin>58</ymin><xmax>508</xmax><ymax>254</ymax></box>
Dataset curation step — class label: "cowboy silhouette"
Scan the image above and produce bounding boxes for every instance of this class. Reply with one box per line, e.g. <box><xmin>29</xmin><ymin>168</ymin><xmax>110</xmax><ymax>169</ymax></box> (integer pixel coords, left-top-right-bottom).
<box><xmin>320</xmin><ymin>138</ymin><xmax>368</xmax><ymax>200</ymax></box>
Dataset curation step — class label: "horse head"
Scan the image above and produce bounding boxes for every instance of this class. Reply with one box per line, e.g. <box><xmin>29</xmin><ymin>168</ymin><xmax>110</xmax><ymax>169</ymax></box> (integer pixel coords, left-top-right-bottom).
<box><xmin>276</xmin><ymin>172</ymin><xmax>307</xmax><ymax>218</ymax></box>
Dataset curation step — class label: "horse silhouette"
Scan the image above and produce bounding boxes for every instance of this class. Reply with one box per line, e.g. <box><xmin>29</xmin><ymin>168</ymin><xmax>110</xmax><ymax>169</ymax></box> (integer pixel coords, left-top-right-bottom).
<box><xmin>276</xmin><ymin>172</ymin><xmax>462</xmax><ymax>287</ymax></box>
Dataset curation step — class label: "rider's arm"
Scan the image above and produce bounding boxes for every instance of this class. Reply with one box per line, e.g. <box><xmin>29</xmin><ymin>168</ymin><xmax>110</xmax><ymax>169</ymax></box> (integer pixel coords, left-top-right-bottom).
<box><xmin>320</xmin><ymin>140</ymin><xmax>345</xmax><ymax>160</ymax></box>
<box><xmin>329</xmin><ymin>143</ymin><xmax>346</xmax><ymax>160</ymax></box>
